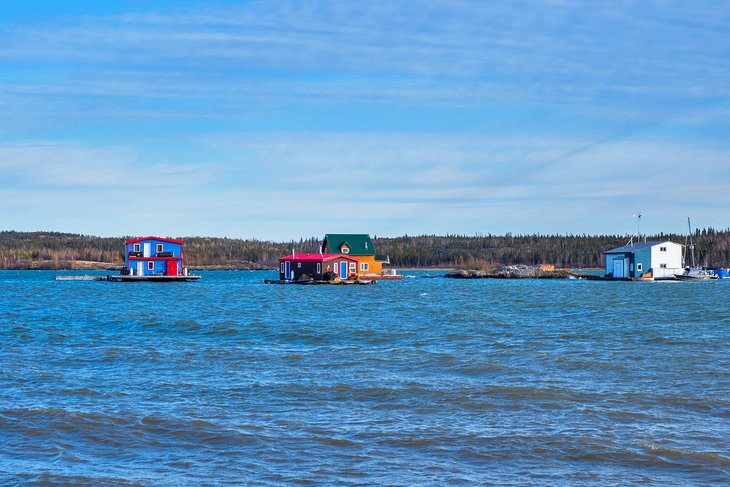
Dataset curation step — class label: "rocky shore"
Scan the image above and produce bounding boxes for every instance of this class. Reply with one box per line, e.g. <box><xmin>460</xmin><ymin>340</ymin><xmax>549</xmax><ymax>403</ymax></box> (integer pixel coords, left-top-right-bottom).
<box><xmin>445</xmin><ymin>265</ymin><xmax>571</xmax><ymax>279</ymax></box>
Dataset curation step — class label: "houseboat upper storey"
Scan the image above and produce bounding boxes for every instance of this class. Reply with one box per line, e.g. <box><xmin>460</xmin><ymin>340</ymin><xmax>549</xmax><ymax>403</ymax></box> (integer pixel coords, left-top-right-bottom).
<box><xmin>321</xmin><ymin>233</ymin><xmax>400</xmax><ymax>279</ymax></box>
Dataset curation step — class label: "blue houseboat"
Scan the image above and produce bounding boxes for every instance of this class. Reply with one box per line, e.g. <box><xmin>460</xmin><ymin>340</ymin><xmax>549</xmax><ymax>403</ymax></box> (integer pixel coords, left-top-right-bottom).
<box><xmin>110</xmin><ymin>236</ymin><xmax>200</xmax><ymax>282</ymax></box>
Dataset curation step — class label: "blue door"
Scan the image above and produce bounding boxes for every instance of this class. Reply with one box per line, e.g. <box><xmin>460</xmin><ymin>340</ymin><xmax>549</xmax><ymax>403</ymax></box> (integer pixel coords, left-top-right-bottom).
<box><xmin>613</xmin><ymin>258</ymin><xmax>625</xmax><ymax>278</ymax></box>
<box><xmin>340</xmin><ymin>261</ymin><xmax>347</xmax><ymax>278</ymax></box>
<box><xmin>285</xmin><ymin>261</ymin><xmax>291</xmax><ymax>280</ymax></box>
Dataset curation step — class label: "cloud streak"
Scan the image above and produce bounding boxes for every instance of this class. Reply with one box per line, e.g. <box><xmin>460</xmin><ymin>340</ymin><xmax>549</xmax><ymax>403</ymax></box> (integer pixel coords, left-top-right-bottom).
<box><xmin>0</xmin><ymin>1</ymin><xmax>729</xmax><ymax>238</ymax></box>
<box><xmin>0</xmin><ymin>143</ymin><xmax>217</xmax><ymax>189</ymax></box>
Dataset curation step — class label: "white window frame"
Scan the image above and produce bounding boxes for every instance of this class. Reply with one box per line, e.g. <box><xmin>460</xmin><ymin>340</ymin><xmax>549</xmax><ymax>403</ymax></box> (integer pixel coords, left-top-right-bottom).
<box><xmin>317</xmin><ymin>263</ymin><xmax>321</xmax><ymax>274</ymax></box>
<box><xmin>297</xmin><ymin>262</ymin><xmax>302</xmax><ymax>268</ymax></box>
<box><xmin>342</xmin><ymin>247</ymin><xmax>349</xmax><ymax>254</ymax></box>
<box><xmin>147</xmin><ymin>261</ymin><xmax>154</xmax><ymax>271</ymax></box>
<box><xmin>280</xmin><ymin>263</ymin><xmax>285</xmax><ymax>273</ymax></box>
<box><xmin>660</xmin><ymin>263</ymin><xmax>667</xmax><ymax>268</ymax></box>
<box><xmin>660</xmin><ymin>246</ymin><xmax>667</xmax><ymax>252</ymax></box>
<box><xmin>133</xmin><ymin>243</ymin><xmax>140</xmax><ymax>252</ymax></box>
<box><xmin>156</xmin><ymin>243</ymin><xmax>164</xmax><ymax>253</ymax></box>
<box><xmin>360</xmin><ymin>262</ymin><xmax>369</xmax><ymax>271</ymax></box>
<box><xmin>637</xmin><ymin>263</ymin><xmax>643</xmax><ymax>272</ymax></box>
<box><xmin>349</xmin><ymin>262</ymin><xmax>356</xmax><ymax>273</ymax></box>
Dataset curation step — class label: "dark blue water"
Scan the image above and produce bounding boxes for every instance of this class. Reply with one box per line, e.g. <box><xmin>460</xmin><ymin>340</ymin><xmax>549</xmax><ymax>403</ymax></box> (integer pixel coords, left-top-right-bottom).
<box><xmin>1</xmin><ymin>271</ymin><xmax>729</xmax><ymax>485</ymax></box>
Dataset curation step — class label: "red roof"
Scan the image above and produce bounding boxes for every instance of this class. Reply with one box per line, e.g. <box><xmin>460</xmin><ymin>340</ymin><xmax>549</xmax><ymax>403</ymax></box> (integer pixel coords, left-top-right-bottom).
<box><xmin>125</xmin><ymin>236</ymin><xmax>184</xmax><ymax>245</ymax></box>
<box><xmin>279</xmin><ymin>253</ymin><xmax>358</xmax><ymax>263</ymax></box>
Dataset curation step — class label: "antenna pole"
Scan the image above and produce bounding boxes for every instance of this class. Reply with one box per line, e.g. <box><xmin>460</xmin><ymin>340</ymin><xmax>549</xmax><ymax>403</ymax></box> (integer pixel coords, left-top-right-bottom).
<box><xmin>628</xmin><ymin>210</ymin><xmax>642</xmax><ymax>246</ymax></box>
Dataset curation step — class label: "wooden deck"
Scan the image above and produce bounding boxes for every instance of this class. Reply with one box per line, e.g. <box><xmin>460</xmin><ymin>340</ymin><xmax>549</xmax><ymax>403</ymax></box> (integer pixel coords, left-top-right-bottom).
<box><xmin>107</xmin><ymin>274</ymin><xmax>201</xmax><ymax>282</ymax></box>
<box><xmin>359</xmin><ymin>274</ymin><xmax>403</xmax><ymax>280</ymax></box>
<box><xmin>264</xmin><ymin>279</ymin><xmax>375</xmax><ymax>285</ymax></box>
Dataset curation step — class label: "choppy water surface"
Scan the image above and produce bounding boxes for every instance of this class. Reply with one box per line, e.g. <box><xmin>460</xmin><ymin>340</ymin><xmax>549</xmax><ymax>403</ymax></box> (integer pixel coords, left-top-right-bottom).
<box><xmin>1</xmin><ymin>271</ymin><xmax>729</xmax><ymax>485</ymax></box>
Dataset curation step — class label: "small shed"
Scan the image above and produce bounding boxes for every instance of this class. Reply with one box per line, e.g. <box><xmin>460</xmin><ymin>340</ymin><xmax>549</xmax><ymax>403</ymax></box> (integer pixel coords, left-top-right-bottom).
<box><xmin>603</xmin><ymin>241</ymin><xmax>683</xmax><ymax>279</ymax></box>
<box><xmin>278</xmin><ymin>253</ymin><xmax>359</xmax><ymax>281</ymax></box>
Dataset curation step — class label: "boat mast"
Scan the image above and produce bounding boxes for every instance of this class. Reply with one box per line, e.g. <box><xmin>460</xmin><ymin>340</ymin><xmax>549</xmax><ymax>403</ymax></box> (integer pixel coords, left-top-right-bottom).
<box><xmin>687</xmin><ymin>217</ymin><xmax>696</xmax><ymax>268</ymax></box>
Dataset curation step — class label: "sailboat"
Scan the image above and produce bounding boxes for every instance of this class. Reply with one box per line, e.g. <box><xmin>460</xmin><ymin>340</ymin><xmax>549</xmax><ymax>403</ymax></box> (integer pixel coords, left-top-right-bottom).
<box><xmin>674</xmin><ymin>218</ymin><xmax>718</xmax><ymax>281</ymax></box>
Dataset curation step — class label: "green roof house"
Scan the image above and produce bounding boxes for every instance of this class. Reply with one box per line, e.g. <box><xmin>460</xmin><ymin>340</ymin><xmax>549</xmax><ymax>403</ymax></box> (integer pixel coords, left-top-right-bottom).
<box><xmin>321</xmin><ymin>234</ymin><xmax>390</xmax><ymax>275</ymax></box>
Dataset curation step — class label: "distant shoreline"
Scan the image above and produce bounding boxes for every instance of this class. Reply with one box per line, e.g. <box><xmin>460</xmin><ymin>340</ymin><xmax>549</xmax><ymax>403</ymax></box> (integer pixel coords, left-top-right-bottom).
<box><xmin>0</xmin><ymin>263</ymin><xmax>460</xmax><ymax>272</ymax></box>
<box><xmin>5</xmin><ymin>230</ymin><xmax>730</xmax><ymax>269</ymax></box>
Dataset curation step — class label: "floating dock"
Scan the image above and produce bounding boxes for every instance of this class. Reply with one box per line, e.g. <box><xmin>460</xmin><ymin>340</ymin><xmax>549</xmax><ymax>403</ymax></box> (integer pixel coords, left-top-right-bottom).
<box><xmin>264</xmin><ymin>279</ymin><xmax>375</xmax><ymax>285</ymax></box>
<box><xmin>55</xmin><ymin>274</ymin><xmax>201</xmax><ymax>282</ymax></box>
<box><xmin>108</xmin><ymin>275</ymin><xmax>201</xmax><ymax>282</ymax></box>
<box><xmin>360</xmin><ymin>274</ymin><xmax>403</xmax><ymax>281</ymax></box>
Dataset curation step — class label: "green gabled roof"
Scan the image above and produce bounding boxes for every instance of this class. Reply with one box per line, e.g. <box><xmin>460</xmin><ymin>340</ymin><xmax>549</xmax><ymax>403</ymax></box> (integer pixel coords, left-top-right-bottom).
<box><xmin>321</xmin><ymin>234</ymin><xmax>376</xmax><ymax>256</ymax></box>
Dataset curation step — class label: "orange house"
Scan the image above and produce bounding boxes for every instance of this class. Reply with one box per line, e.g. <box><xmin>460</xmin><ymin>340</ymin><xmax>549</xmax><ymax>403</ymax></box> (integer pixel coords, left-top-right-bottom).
<box><xmin>320</xmin><ymin>234</ymin><xmax>390</xmax><ymax>276</ymax></box>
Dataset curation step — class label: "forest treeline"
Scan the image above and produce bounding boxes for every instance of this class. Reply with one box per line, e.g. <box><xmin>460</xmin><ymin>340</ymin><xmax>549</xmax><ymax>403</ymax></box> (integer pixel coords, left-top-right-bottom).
<box><xmin>2</xmin><ymin>230</ymin><xmax>730</xmax><ymax>270</ymax></box>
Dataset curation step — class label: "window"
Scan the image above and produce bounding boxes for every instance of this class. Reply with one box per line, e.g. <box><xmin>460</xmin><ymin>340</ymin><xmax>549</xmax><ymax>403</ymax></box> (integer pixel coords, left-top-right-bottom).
<box><xmin>660</xmin><ymin>246</ymin><xmax>667</xmax><ymax>252</ymax></box>
<box><xmin>637</xmin><ymin>263</ymin><xmax>643</xmax><ymax>271</ymax></box>
<box><xmin>342</xmin><ymin>247</ymin><xmax>349</xmax><ymax>254</ymax></box>
<box><xmin>660</xmin><ymin>263</ymin><xmax>667</xmax><ymax>268</ymax></box>
<box><xmin>280</xmin><ymin>263</ymin><xmax>285</xmax><ymax>273</ymax></box>
<box><xmin>349</xmin><ymin>262</ymin><xmax>356</xmax><ymax>273</ymax></box>
<box><xmin>317</xmin><ymin>263</ymin><xmax>321</xmax><ymax>274</ymax></box>
<box><xmin>297</xmin><ymin>262</ymin><xmax>302</xmax><ymax>268</ymax></box>
<box><xmin>133</xmin><ymin>243</ymin><xmax>140</xmax><ymax>252</ymax></box>
<box><xmin>156</xmin><ymin>243</ymin><xmax>164</xmax><ymax>253</ymax></box>
<box><xmin>360</xmin><ymin>262</ymin><xmax>369</xmax><ymax>271</ymax></box>
<box><xmin>364</xmin><ymin>242</ymin><xmax>368</xmax><ymax>249</ymax></box>
<box><xmin>147</xmin><ymin>261</ymin><xmax>154</xmax><ymax>271</ymax></box>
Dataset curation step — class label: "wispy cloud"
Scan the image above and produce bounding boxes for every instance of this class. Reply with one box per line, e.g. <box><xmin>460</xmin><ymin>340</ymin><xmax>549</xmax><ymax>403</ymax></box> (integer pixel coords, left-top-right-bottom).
<box><xmin>2</xmin><ymin>0</ymin><xmax>728</xmax><ymax>110</ymax></box>
<box><xmin>0</xmin><ymin>142</ymin><xmax>217</xmax><ymax>189</ymax></box>
<box><xmin>0</xmin><ymin>1</ymin><xmax>729</xmax><ymax>238</ymax></box>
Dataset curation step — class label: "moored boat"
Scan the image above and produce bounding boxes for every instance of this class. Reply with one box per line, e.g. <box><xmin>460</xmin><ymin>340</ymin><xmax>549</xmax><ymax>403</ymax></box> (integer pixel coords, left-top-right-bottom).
<box><xmin>674</xmin><ymin>268</ymin><xmax>718</xmax><ymax>281</ymax></box>
<box><xmin>674</xmin><ymin>218</ymin><xmax>718</xmax><ymax>281</ymax></box>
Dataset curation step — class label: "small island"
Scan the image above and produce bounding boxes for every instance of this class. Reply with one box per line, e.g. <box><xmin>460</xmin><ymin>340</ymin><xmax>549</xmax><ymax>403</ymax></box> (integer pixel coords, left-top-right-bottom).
<box><xmin>445</xmin><ymin>264</ymin><xmax>570</xmax><ymax>279</ymax></box>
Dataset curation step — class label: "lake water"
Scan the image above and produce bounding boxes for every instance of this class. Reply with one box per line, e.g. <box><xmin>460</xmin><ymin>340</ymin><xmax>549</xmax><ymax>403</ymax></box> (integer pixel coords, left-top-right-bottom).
<box><xmin>1</xmin><ymin>270</ymin><xmax>729</xmax><ymax>485</ymax></box>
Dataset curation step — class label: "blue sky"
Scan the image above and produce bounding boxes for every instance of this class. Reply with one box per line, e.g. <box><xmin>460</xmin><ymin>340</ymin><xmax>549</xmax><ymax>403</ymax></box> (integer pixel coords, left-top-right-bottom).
<box><xmin>1</xmin><ymin>1</ymin><xmax>729</xmax><ymax>240</ymax></box>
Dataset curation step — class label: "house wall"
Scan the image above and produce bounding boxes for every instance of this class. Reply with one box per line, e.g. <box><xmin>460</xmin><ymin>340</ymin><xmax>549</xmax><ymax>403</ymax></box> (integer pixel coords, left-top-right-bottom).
<box><xmin>288</xmin><ymin>261</ymin><xmax>321</xmax><ymax>280</ymax></box>
<box><xmin>631</xmin><ymin>248</ymin><xmax>652</xmax><ymax>277</ymax></box>
<box><xmin>356</xmin><ymin>255</ymin><xmax>379</xmax><ymax>274</ymax></box>
<box><xmin>650</xmin><ymin>242</ymin><xmax>684</xmax><ymax>278</ymax></box>
<box><xmin>606</xmin><ymin>254</ymin><xmax>629</xmax><ymax>278</ymax></box>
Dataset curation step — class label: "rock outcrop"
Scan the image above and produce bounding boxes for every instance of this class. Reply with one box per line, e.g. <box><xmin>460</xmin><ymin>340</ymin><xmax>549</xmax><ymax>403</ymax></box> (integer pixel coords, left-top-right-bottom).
<box><xmin>445</xmin><ymin>265</ymin><xmax>569</xmax><ymax>279</ymax></box>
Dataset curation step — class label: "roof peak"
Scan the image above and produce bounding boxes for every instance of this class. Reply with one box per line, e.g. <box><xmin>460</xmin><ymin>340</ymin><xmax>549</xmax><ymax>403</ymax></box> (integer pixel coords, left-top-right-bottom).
<box><xmin>125</xmin><ymin>236</ymin><xmax>184</xmax><ymax>245</ymax></box>
<box><xmin>322</xmin><ymin>233</ymin><xmax>375</xmax><ymax>256</ymax></box>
